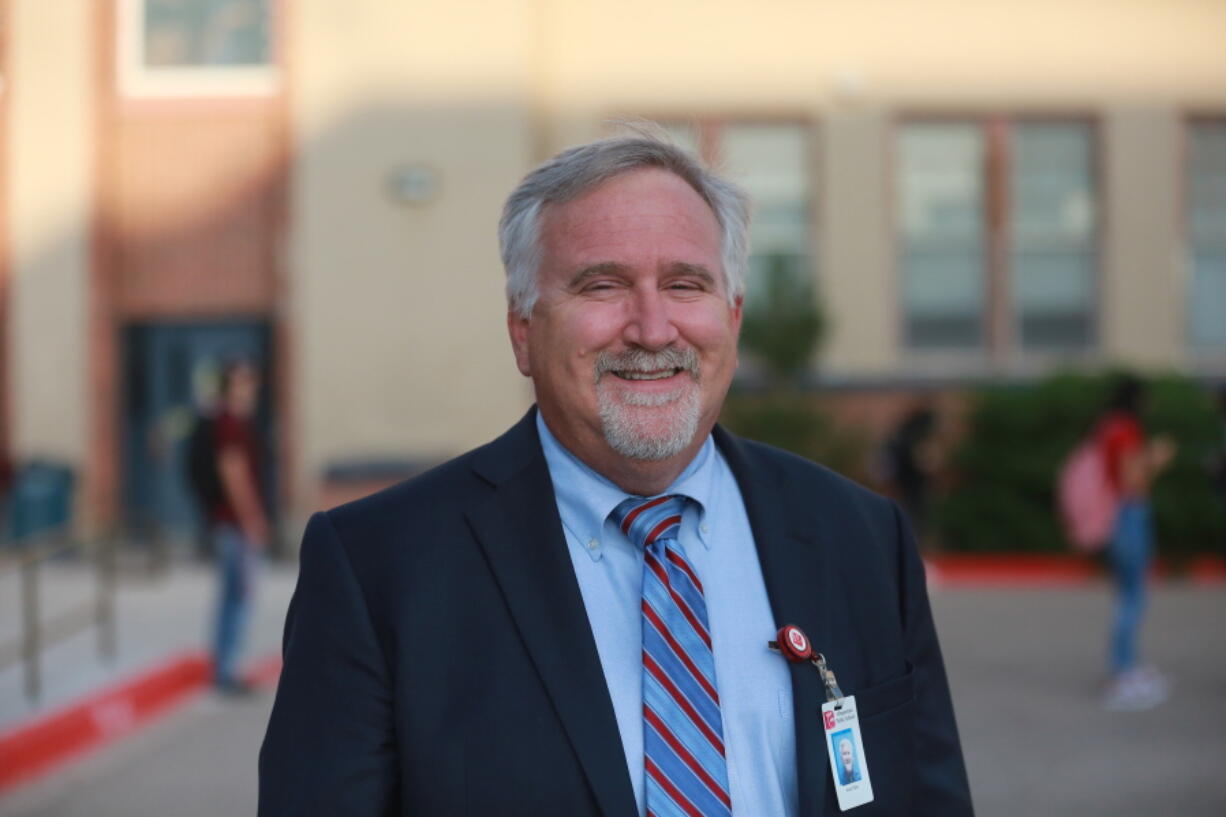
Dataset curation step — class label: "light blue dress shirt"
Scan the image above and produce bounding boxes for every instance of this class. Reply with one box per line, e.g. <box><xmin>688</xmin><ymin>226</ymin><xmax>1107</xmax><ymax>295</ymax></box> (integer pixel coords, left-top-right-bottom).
<box><xmin>537</xmin><ymin>414</ymin><xmax>799</xmax><ymax>817</ymax></box>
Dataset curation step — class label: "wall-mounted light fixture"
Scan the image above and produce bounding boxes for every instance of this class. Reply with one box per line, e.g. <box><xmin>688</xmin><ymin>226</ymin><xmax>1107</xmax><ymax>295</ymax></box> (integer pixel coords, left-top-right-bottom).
<box><xmin>386</xmin><ymin>163</ymin><xmax>440</xmax><ymax>206</ymax></box>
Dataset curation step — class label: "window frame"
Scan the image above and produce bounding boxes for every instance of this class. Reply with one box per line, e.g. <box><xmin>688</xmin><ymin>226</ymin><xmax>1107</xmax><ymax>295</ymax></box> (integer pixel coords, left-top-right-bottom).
<box><xmin>892</xmin><ymin>112</ymin><xmax>1103</xmax><ymax>372</ymax></box>
<box><xmin>1184</xmin><ymin>114</ymin><xmax>1226</xmax><ymax>364</ymax></box>
<box><xmin>635</xmin><ymin>114</ymin><xmax>822</xmax><ymax>303</ymax></box>
<box><xmin>117</xmin><ymin>0</ymin><xmax>281</xmax><ymax>98</ymax></box>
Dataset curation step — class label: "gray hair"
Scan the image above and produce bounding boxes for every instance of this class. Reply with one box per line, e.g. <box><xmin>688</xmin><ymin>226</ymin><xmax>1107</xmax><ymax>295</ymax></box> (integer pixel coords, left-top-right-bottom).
<box><xmin>498</xmin><ymin>133</ymin><xmax>751</xmax><ymax>319</ymax></box>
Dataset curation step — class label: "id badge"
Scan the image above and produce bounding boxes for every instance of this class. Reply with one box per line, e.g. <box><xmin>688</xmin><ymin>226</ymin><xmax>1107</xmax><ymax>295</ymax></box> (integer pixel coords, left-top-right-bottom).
<box><xmin>822</xmin><ymin>695</ymin><xmax>874</xmax><ymax>811</ymax></box>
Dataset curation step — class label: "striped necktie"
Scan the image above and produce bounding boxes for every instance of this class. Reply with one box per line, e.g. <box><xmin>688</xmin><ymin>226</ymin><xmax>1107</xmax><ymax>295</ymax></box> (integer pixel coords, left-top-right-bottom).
<box><xmin>612</xmin><ymin>495</ymin><xmax>732</xmax><ymax>817</ymax></box>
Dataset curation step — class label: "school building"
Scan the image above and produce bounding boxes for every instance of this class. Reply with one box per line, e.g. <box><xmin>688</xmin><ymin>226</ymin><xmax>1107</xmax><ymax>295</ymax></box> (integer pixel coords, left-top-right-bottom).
<box><xmin>3</xmin><ymin>0</ymin><xmax>1224</xmax><ymax>542</ymax></box>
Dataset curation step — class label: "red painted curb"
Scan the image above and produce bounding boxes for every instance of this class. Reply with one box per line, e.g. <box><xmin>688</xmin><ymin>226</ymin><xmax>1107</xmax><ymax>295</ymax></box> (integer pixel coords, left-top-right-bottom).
<box><xmin>0</xmin><ymin>651</ymin><xmax>210</xmax><ymax>792</ymax></box>
<box><xmin>925</xmin><ymin>554</ymin><xmax>1099</xmax><ymax>586</ymax></box>
<box><xmin>0</xmin><ymin>650</ymin><xmax>281</xmax><ymax>794</ymax></box>
<box><xmin>924</xmin><ymin>553</ymin><xmax>1226</xmax><ymax>587</ymax></box>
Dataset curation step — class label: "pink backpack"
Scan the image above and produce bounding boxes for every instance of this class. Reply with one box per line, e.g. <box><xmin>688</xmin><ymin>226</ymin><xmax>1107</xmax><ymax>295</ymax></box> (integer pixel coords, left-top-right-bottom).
<box><xmin>1057</xmin><ymin>434</ymin><xmax>1118</xmax><ymax>552</ymax></box>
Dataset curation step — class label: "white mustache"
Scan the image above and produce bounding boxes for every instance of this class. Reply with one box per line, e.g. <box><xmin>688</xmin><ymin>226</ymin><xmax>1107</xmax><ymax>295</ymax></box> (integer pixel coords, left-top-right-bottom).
<box><xmin>594</xmin><ymin>347</ymin><xmax>699</xmax><ymax>381</ymax></box>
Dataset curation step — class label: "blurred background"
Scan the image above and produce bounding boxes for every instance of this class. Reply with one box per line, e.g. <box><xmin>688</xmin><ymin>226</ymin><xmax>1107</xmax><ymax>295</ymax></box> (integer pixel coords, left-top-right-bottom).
<box><xmin>0</xmin><ymin>0</ymin><xmax>1224</xmax><ymax>815</ymax></box>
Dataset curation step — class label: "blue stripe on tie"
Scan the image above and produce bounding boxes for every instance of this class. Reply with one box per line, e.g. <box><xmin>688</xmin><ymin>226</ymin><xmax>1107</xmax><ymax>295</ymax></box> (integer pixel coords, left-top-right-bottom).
<box><xmin>643</xmin><ymin>550</ymin><xmax>712</xmax><ymax>652</ymax></box>
<box><xmin>642</xmin><ymin>576</ymin><xmax>718</xmax><ymax>692</ymax></box>
<box><xmin>661</xmin><ymin>558</ymin><xmax>709</xmax><ymax>636</ymax></box>
<box><xmin>645</xmin><ymin>717</ymin><xmax>730</xmax><ymax>816</ymax></box>
<box><xmin>643</xmin><ymin>668</ymin><xmax>726</xmax><ymax>770</ymax></box>
<box><xmin>642</xmin><ymin>606</ymin><xmax>721</xmax><ymax>726</ymax></box>
<box><xmin>644</xmin><ymin>774</ymin><xmax>692</xmax><ymax>817</ymax></box>
<box><xmin>642</xmin><ymin>654</ymin><xmax>723</xmax><ymax>761</ymax></box>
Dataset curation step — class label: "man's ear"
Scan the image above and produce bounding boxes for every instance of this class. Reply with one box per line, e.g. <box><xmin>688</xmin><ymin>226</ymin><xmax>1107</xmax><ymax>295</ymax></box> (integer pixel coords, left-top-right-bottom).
<box><xmin>730</xmin><ymin>294</ymin><xmax>744</xmax><ymax>333</ymax></box>
<box><xmin>507</xmin><ymin>310</ymin><xmax>532</xmax><ymax>376</ymax></box>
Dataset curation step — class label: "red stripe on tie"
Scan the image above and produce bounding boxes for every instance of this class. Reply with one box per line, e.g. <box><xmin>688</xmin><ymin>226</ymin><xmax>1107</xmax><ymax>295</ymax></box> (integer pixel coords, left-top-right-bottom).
<box><xmin>645</xmin><ymin>705</ymin><xmax>733</xmax><ymax>809</ymax></box>
<box><xmin>621</xmin><ymin>496</ymin><xmax>673</xmax><ymax>535</ymax></box>
<box><xmin>644</xmin><ymin>515</ymin><xmax>682</xmax><ymax>546</ymax></box>
<box><xmin>642</xmin><ymin>600</ymin><xmax>720</xmax><ymax>704</ymax></box>
<box><xmin>644</xmin><ymin>550</ymin><xmax>671</xmax><ymax>589</ymax></box>
<box><xmin>643</xmin><ymin>652</ymin><xmax>726</xmax><ymax>755</ymax></box>
<box><xmin>646</xmin><ymin>757</ymin><xmax>705</xmax><ymax>817</ymax></box>
<box><xmin>644</xmin><ymin>551</ymin><xmax>712</xmax><ymax>649</ymax></box>
<box><xmin>666</xmin><ymin>548</ymin><xmax>704</xmax><ymax>594</ymax></box>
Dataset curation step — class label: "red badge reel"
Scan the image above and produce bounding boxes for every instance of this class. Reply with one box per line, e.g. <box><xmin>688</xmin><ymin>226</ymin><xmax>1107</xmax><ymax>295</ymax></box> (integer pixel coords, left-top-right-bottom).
<box><xmin>770</xmin><ymin>624</ymin><xmax>813</xmax><ymax>663</ymax></box>
<box><xmin>768</xmin><ymin>624</ymin><xmax>846</xmax><ymax>706</ymax></box>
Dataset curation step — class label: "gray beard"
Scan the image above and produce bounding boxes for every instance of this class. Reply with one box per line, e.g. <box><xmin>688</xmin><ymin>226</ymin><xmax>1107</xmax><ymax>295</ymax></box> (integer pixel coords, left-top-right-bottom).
<box><xmin>594</xmin><ymin>347</ymin><xmax>701</xmax><ymax>462</ymax></box>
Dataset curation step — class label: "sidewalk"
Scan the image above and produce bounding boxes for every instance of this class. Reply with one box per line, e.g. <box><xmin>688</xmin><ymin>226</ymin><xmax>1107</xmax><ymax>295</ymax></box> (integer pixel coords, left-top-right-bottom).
<box><xmin>1</xmin><ymin>560</ymin><xmax>1223</xmax><ymax>816</ymax></box>
<box><xmin>0</xmin><ymin>557</ymin><xmax>296</xmax><ymax>731</ymax></box>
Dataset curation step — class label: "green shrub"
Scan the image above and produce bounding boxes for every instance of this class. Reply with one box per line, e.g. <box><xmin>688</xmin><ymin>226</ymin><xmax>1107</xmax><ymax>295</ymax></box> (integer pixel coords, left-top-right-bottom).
<box><xmin>739</xmin><ymin>253</ymin><xmax>825</xmax><ymax>382</ymax></box>
<box><xmin>723</xmin><ymin>250</ymin><xmax>865</xmax><ymax>482</ymax></box>
<box><xmin>934</xmin><ymin>371</ymin><xmax>1226</xmax><ymax>556</ymax></box>
<box><xmin>720</xmin><ymin>391</ymin><xmax>870</xmax><ymax>484</ymax></box>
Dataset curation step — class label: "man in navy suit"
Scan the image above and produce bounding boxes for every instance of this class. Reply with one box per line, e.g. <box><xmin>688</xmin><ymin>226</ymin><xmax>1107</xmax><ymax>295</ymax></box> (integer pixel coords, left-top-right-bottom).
<box><xmin>259</xmin><ymin>132</ymin><xmax>973</xmax><ymax>816</ymax></box>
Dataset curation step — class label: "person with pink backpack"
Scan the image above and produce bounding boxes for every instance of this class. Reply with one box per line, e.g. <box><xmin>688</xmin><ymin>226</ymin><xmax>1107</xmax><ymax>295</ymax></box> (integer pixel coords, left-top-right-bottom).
<box><xmin>1064</xmin><ymin>377</ymin><xmax>1177</xmax><ymax>710</ymax></box>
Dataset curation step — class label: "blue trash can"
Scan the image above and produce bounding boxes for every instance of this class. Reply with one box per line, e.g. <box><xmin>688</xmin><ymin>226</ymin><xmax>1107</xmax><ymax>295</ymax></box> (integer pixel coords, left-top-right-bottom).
<box><xmin>8</xmin><ymin>462</ymin><xmax>75</xmax><ymax>544</ymax></box>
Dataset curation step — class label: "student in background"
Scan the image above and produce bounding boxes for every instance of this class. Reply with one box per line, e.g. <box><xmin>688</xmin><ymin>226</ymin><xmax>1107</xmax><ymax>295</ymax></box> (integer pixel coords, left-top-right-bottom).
<box><xmin>880</xmin><ymin>404</ymin><xmax>938</xmax><ymax>544</ymax></box>
<box><xmin>210</xmin><ymin>359</ymin><xmax>268</xmax><ymax>695</ymax></box>
<box><xmin>1098</xmin><ymin>376</ymin><xmax>1175</xmax><ymax>711</ymax></box>
<box><xmin>1210</xmin><ymin>387</ymin><xmax>1226</xmax><ymax>535</ymax></box>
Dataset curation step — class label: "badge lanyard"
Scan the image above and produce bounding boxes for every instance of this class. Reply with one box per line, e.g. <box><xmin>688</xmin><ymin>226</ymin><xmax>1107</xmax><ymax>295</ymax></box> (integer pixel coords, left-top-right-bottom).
<box><xmin>769</xmin><ymin>624</ymin><xmax>875</xmax><ymax>811</ymax></box>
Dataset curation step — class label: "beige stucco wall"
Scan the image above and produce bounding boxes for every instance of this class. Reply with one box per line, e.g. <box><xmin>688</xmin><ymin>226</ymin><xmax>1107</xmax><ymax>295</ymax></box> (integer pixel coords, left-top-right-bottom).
<box><xmin>8</xmin><ymin>0</ymin><xmax>92</xmax><ymax>465</ymax></box>
<box><xmin>1102</xmin><ymin>108</ymin><xmax>1183</xmax><ymax>368</ymax></box>
<box><xmin>289</xmin><ymin>1</ymin><xmax>540</xmax><ymax>509</ymax></box>
<box><xmin>539</xmin><ymin>0</ymin><xmax>1226</xmax><ymax>110</ymax></box>
<box><xmin>820</xmin><ymin>110</ymin><xmax>897</xmax><ymax>375</ymax></box>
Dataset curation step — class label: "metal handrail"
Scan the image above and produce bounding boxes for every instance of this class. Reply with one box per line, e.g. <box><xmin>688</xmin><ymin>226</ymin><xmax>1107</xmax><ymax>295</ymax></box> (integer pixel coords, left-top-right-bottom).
<box><xmin>0</xmin><ymin>530</ymin><xmax>118</xmax><ymax>702</ymax></box>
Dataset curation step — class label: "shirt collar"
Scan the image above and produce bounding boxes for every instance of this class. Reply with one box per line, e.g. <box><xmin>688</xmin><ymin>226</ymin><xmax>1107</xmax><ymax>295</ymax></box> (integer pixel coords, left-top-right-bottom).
<box><xmin>536</xmin><ymin>412</ymin><xmax>717</xmax><ymax>561</ymax></box>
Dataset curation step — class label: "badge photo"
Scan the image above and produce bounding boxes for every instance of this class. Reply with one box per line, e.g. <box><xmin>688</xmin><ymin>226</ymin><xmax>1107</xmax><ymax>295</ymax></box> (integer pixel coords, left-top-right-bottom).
<box><xmin>822</xmin><ymin>695</ymin><xmax>874</xmax><ymax>811</ymax></box>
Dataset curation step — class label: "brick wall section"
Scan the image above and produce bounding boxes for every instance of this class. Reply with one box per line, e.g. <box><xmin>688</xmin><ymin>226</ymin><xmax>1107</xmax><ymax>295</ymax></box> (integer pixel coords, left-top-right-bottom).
<box><xmin>114</xmin><ymin>104</ymin><xmax>283</xmax><ymax>319</ymax></box>
<box><xmin>86</xmin><ymin>0</ymin><xmax>289</xmax><ymax>531</ymax></box>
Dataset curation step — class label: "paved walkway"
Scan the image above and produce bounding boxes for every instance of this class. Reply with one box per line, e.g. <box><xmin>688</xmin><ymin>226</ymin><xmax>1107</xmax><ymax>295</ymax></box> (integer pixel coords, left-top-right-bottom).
<box><xmin>0</xmin><ymin>558</ymin><xmax>296</xmax><ymax>730</ymax></box>
<box><xmin>938</xmin><ymin>584</ymin><xmax>1225</xmax><ymax>816</ymax></box>
<box><xmin>1</xmin><ymin>571</ymin><xmax>1223</xmax><ymax>816</ymax></box>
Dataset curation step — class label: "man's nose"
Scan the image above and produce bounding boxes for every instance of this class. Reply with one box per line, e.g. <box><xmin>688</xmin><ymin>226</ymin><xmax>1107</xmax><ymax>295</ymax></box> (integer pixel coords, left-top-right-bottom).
<box><xmin>622</xmin><ymin>287</ymin><xmax>680</xmax><ymax>350</ymax></box>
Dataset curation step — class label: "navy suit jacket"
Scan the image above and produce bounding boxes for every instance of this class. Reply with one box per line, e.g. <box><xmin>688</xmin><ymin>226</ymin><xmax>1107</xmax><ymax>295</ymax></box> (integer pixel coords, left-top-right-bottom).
<box><xmin>259</xmin><ymin>409</ymin><xmax>973</xmax><ymax>816</ymax></box>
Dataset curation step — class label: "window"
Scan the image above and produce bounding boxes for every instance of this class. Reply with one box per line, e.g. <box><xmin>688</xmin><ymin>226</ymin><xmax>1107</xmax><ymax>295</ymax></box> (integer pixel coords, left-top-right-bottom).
<box><xmin>721</xmin><ymin>124</ymin><xmax>813</xmax><ymax>308</ymax></box>
<box><xmin>119</xmin><ymin>0</ymin><xmax>277</xmax><ymax>96</ymax></box>
<box><xmin>144</xmin><ymin>0</ymin><xmax>271</xmax><ymax>67</ymax></box>
<box><xmin>899</xmin><ymin>124</ymin><xmax>986</xmax><ymax>348</ymax></box>
<box><xmin>662</xmin><ymin>120</ymin><xmax>816</xmax><ymax>309</ymax></box>
<box><xmin>1188</xmin><ymin>121</ymin><xmax>1226</xmax><ymax>349</ymax></box>
<box><xmin>1011</xmin><ymin>124</ymin><xmax>1096</xmax><ymax>349</ymax></box>
<box><xmin>898</xmin><ymin>119</ymin><xmax>1097</xmax><ymax>356</ymax></box>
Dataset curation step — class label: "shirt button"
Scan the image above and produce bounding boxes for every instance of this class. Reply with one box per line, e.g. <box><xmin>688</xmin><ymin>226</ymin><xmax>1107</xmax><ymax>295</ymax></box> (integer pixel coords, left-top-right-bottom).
<box><xmin>700</xmin><ymin>524</ymin><xmax>710</xmax><ymax>534</ymax></box>
<box><xmin>587</xmin><ymin>539</ymin><xmax>599</xmax><ymax>550</ymax></box>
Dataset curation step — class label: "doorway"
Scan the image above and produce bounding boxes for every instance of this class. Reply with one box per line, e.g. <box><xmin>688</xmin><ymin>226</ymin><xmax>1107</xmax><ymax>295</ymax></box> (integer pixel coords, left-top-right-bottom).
<box><xmin>122</xmin><ymin>320</ymin><xmax>274</xmax><ymax>551</ymax></box>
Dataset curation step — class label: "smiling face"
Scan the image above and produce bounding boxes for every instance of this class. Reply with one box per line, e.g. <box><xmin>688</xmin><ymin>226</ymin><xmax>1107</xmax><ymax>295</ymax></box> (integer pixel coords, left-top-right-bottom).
<box><xmin>839</xmin><ymin>738</ymin><xmax>854</xmax><ymax>770</ymax></box>
<box><xmin>508</xmin><ymin>167</ymin><xmax>742</xmax><ymax>488</ymax></box>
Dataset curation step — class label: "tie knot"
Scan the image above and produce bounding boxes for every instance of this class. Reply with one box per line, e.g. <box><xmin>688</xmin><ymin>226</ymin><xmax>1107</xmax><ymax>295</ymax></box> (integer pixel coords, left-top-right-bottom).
<box><xmin>611</xmin><ymin>495</ymin><xmax>687</xmax><ymax>550</ymax></box>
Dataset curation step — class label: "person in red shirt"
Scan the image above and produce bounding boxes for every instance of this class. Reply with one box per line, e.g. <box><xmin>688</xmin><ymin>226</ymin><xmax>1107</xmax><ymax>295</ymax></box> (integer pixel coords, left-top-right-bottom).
<box><xmin>1097</xmin><ymin>376</ymin><xmax>1175</xmax><ymax>710</ymax></box>
<box><xmin>210</xmin><ymin>359</ymin><xmax>268</xmax><ymax>694</ymax></box>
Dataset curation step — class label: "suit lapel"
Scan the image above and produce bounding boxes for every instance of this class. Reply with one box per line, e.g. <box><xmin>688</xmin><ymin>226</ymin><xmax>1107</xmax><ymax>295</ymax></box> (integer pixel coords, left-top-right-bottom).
<box><xmin>715</xmin><ymin>427</ymin><xmax>836</xmax><ymax>817</ymax></box>
<box><xmin>465</xmin><ymin>411</ymin><xmax>637</xmax><ymax>817</ymax></box>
